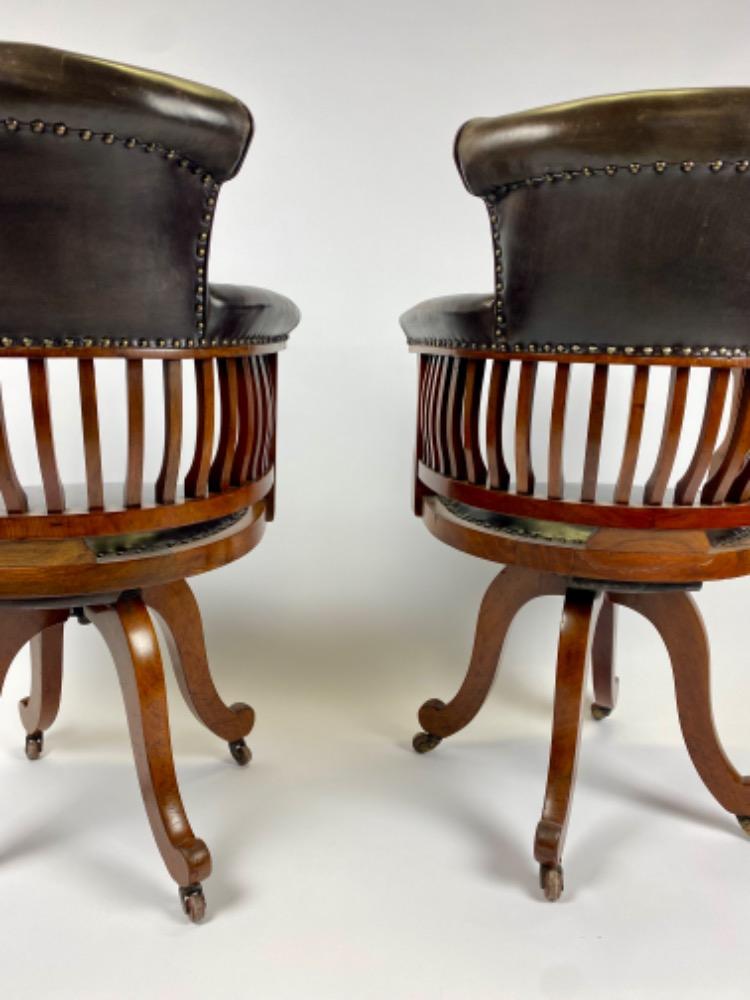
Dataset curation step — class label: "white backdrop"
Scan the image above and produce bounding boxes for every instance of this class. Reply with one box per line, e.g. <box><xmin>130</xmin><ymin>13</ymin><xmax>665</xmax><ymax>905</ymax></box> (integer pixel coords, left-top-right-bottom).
<box><xmin>1</xmin><ymin>3</ymin><xmax>750</xmax><ymax>998</ymax></box>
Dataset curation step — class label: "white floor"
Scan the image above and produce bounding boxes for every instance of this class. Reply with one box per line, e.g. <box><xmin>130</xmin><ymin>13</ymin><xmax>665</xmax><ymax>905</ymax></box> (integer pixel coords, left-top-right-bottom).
<box><xmin>0</xmin><ymin>577</ymin><xmax>748</xmax><ymax>1000</ymax></box>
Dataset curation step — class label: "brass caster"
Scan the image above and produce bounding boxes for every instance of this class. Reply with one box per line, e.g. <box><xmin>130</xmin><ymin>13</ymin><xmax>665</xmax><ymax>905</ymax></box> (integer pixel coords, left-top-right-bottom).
<box><xmin>229</xmin><ymin>739</ymin><xmax>252</xmax><ymax>766</ymax></box>
<box><xmin>179</xmin><ymin>883</ymin><xmax>207</xmax><ymax>923</ymax></box>
<box><xmin>591</xmin><ymin>703</ymin><xmax>612</xmax><ymax>721</ymax></box>
<box><xmin>25</xmin><ymin>732</ymin><xmax>43</xmax><ymax>761</ymax></box>
<box><xmin>413</xmin><ymin>731</ymin><xmax>442</xmax><ymax>754</ymax></box>
<box><xmin>737</xmin><ymin>815</ymin><xmax>750</xmax><ymax>836</ymax></box>
<box><xmin>539</xmin><ymin>863</ymin><xmax>564</xmax><ymax>902</ymax></box>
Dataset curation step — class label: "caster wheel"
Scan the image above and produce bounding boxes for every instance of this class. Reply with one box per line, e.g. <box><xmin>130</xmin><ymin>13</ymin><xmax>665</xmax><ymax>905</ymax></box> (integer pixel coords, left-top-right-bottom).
<box><xmin>179</xmin><ymin>883</ymin><xmax>206</xmax><ymax>923</ymax></box>
<box><xmin>737</xmin><ymin>815</ymin><xmax>750</xmax><ymax>836</ymax></box>
<box><xmin>591</xmin><ymin>703</ymin><xmax>612</xmax><ymax>721</ymax></box>
<box><xmin>540</xmin><ymin>864</ymin><xmax>564</xmax><ymax>902</ymax></box>
<box><xmin>25</xmin><ymin>732</ymin><xmax>43</xmax><ymax>761</ymax></box>
<box><xmin>412</xmin><ymin>731</ymin><xmax>442</xmax><ymax>754</ymax></box>
<box><xmin>229</xmin><ymin>739</ymin><xmax>252</xmax><ymax>766</ymax></box>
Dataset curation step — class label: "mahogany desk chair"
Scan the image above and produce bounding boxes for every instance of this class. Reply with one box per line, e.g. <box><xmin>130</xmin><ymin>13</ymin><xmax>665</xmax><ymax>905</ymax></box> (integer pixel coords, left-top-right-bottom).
<box><xmin>402</xmin><ymin>89</ymin><xmax>750</xmax><ymax>901</ymax></box>
<box><xmin>0</xmin><ymin>43</ymin><xmax>299</xmax><ymax>921</ymax></box>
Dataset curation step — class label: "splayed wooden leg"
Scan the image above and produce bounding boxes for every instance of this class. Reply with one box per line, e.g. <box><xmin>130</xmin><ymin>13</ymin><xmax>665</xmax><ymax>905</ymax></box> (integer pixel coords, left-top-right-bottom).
<box><xmin>86</xmin><ymin>593</ymin><xmax>211</xmax><ymax>921</ymax></box>
<box><xmin>612</xmin><ymin>589</ymin><xmax>750</xmax><ymax>831</ymax></box>
<box><xmin>591</xmin><ymin>596</ymin><xmax>619</xmax><ymax>721</ymax></box>
<box><xmin>535</xmin><ymin>587</ymin><xmax>600</xmax><ymax>901</ymax></box>
<box><xmin>19</xmin><ymin>620</ymin><xmax>65</xmax><ymax>759</ymax></box>
<box><xmin>414</xmin><ymin>566</ymin><xmax>566</xmax><ymax>751</ymax></box>
<box><xmin>143</xmin><ymin>579</ymin><xmax>254</xmax><ymax>764</ymax></box>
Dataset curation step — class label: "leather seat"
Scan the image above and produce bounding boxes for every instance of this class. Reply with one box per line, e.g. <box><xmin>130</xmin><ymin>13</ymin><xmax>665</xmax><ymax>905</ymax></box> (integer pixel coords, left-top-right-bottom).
<box><xmin>208</xmin><ymin>284</ymin><xmax>300</xmax><ymax>343</ymax></box>
<box><xmin>400</xmin><ymin>293</ymin><xmax>494</xmax><ymax>349</ymax></box>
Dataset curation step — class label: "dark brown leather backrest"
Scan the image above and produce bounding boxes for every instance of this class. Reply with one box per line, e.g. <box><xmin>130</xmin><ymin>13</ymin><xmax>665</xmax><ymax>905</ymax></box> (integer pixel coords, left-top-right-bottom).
<box><xmin>456</xmin><ymin>89</ymin><xmax>750</xmax><ymax>358</ymax></box>
<box><xmin>0</xmin><ymin>42</ymin><xmax>252</xmax><ymax>348</ymax></box>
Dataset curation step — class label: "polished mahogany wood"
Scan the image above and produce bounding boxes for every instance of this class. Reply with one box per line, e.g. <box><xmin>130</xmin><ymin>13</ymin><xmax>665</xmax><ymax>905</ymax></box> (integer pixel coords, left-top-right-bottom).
<box><xmin>77</xmin><ymin>359</ymin><xmax>104</xmax><ymax>511</ymax></box>
<box><xmin>644</xmin><ymin>367</ymin><xmax>690</xmax><ymax>505</ymax></box>
<box><xmin>674</xmin><ymin>368</ymin><xmax>730</xmax><ymax>505</ymax></box>
<box><xmin>28</xmin><ymin>359</ymin><xmax>65</xmax><ymax>514</ymax></box>
<box><xmin>0</xmin><ymin>385</ymin><xmax>27</xmax><ymax>514</ymax></box>
<box><xmin>515</xmin><ymin>360</ymin><xmax>537</xmax><ymax>494</ymax></box>
<box><xmin>591</xmin><ymin>596</ymin><xmax>618</xmax><ymax>718</ymax></box>
<box><xmin>547</xmin><ymin>362</ymin><xmax>570</xmax><ymax>500</ymax></box>
<box><xmin>462</xmin><ymin>359</ymin><xmax>486</xmax><ymax>484</ymax></box>
<box><xmin>124</xmin><ymin>358</ymin><xmax>145</xmax><ymax>509</ymax></box>
<box><xmin>613</xmin><ymin>365</ymin><xmax>650</xmax><ymax>505</ymax></box>
<box><xmin>534</xmin><ymin>588</ymin><xmax>599</xmax><ymax>875</ymax></box>
<box><xmin>612</xmin><ymin>589</ymin><xmax>750</xmax><ymax>818</ymax></box>
<box><xmin>87</xmin><ymin>595</ymin><xmax>211</xmax><ymax>888</ymax></box>
<box><xmin>486</xmin><ymin>359</ymin><xmax>510</xmax><ymax>490</ymax></box>
<box><xmin>155</xmin><ymin>360</ymin><xmax>182</xmax><ymax>505</ymax></box>
<box><xmin>143</xmin><ymin>578</ymin><xmax>255</xmax><ymax>743</ymax></box>
<box><xmin>185</xmin><ymin>358</ymin><xmax>215</xmax><ymax>499</ymax></box>
<box><xmin>418</xmin><ymin>567</ymin><xmax>566</xmax><ymax>740</ymax></box>
<box><xmin>19</xmin><ymin>620</ymin><xmax>64</xmax><ymax>740</ymax></box>
<box><xmin>581</xmin><ymin>365</ymin><xmax>608</xmax><ymax>503</ymax></box>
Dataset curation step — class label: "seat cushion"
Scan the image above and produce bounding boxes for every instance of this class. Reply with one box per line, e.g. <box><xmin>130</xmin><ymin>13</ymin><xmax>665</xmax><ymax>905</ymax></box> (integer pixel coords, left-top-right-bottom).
<box><xmin>400</xmin><ymin>293</ymin><xmax>495</xmax><ymax>348</ymax></box>
<box><xmin>207</xmin><ymin>284</ymin><xmax>300</xmax><ymax>344</ymax></box>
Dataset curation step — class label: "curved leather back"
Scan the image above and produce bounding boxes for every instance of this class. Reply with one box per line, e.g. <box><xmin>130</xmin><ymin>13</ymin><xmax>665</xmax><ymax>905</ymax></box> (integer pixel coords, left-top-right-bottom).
<box><xmin>0</xmin><ymin>42</ymin><xmax>252</xmax><ymax>348</ymax></box>
<box><xmin>456</xmin><ymin>90</ymin><xmax>750</xmax><ymax>358</ymax></box>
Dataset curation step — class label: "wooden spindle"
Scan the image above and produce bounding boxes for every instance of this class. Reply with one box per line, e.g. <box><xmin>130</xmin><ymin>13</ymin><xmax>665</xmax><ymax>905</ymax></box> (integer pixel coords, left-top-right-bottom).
<box><xmin>422</xmin><ymin>357</ymin><xmax>438</xmax><ymax>470</ymax></box>
<box><xmin>209</xmin><ymin>358</ymin><xmax>239</xmax><ymax>493</ymax></box>
<box><xmin>258</xmin><ymin>356</ymin><xmax>274</xmax><ymax>476</ymax></box>
<box><xmin>248</xmin><ymin>358</ymin><xmax>266</xmax><ymax>481</ymax></box>
<box><xmin>0</xmin><ymin>384</ymin><xmax>27</xmax><ymax>513</ymax></box>
<box><xmin>78</xmin><ymin>359</ymin><xmax>104</xmax><ymax>511</ymax></box>
<box><xmin>462</xmin><ymin>358</ymin><xmax>487</xmax><ymax>484</ymax></box>
<box><xmin>707</xmin><ymin>368</ymin><xmax>742</xmax><ymax>478</ymax></box>
<box><xmin>124</xmin><ymin>359</ymin><xmax>145</xmax><ymax>508</ymax></box>
<box><xmin>613</xmin><ymin>366</ymin><xmax>650</xmax><ymax>504</ymax></box>
<box><xmin>185</xmin><ymin>359</ymin><xmax>215</xmax><ymax>499</ymax></box>
<box><xmin>486</xmin><ymin>359</ymin><xmax>510</xmax><ymax>490</ymax></box>
<box><xmin>155</xmin><ymin>360</ymin><xmax>183</xmax><ymax>505</ymax></box>
<box><xmin>643</xmin><ymin>367</ymin><xmax>690</xmax><ymax>505</ymax></box>
<box><xmin>28</xmin><ymin>359</ymin><xmax>65</xmax><ymax>513</ymax></box>
<box><xmin>580</xmin><ymin>365</ymin><xmax>609</xmax><ymax>503</ymax></box>
<box><xmin>433</xmin><ymin>357</ymin><xmax>451</xmax><ymax>476</ymax></box>
<box><xmin>446</xmin><ymin>358</ymin><xmax>467</xmax><ymax>480</ymax></box>
<box><xmin>515</xmin><ymin>360</ymin><xmax>537</xmax><ymax>495</ymax></box>
<box><xmin>674</xmin><ymin>368</ymin><xmax>730</xmax><ymax>505</ymax></box>
<box><xmin>547</xmin><ymin>362</ymin><xmax>570</xmax><ymax>500</ymax></box>
<box><xmin>231</xmin><ymin>357</ymin><xmax>256</xmax><ymax>485</ymax></box>
<box><xmin>701</xmin><ymin>371</ymin><xmax>750</xmax><ymax>504</ymax></box>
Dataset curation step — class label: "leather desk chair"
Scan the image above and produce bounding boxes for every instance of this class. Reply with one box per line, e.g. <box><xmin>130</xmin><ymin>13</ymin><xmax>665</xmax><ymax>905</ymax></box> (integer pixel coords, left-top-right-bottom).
<box><xmin>402</xmin><ymin>90</ymin><xmax>750</xmax><ymax>901</ymax></box>
<box><xmin>0</xmin><ymin>42</ymin><xmax>299</xmax><ymax>921</ymax></box>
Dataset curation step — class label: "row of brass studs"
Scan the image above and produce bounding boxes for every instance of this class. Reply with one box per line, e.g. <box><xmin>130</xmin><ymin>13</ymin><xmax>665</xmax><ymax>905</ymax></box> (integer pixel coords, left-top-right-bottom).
<box><xmin>2</xmin><ymin>116</ymin><xmax>216</xmax><ymax>184</ymax></box>
<box><xmin>485</xmin><ymin>195</ymin><xmax>506</xmax><ymax>336</ymax></box>
<box><xmin>2</xmin><ymin>116</ymin><xmax>221</xmax><ymax>340</ymax></box>
<box><xmin>0</xmin><ymin>333</ymin><xmax>289</xmax><ymax>349</ymax></box>
<box><xmin>405</xmin><ymin>335</ymin><xmax>750</xmax><ymax>359</ymax></box>
<box><xmin>495</xmin><ymin>157</ymin><xmax>750</xmax><ymax>195</ymax></box>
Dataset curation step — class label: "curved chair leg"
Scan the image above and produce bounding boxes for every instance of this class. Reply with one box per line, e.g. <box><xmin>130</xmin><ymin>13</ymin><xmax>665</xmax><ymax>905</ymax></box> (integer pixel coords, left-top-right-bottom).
<box><xmin>612</xmin><ymin>590</ymin><xmax>750</xmax><ymax>832</ymax></box>
<box><xmin>86</xmin><ymin>594</ymin><xmax>211</xmax><ymax>922</ymax></box>
<box><xmin>591</xmin><ymin>596</ymin><xmax>619</xmax><ymax>721</ymax></box>
<box><xmin>535</xmin><ymin>587</ymin><xmax>600</xmax><ymax>901</ymax></box>
<box><xmin>18</xmin><ymin>620</ymin><xmax>65</xmax><ymax>760</ymax></box>
<box><xmin>143</xmin><ymin>579</ymin><xmax>255</xmax><ymax>765</ymax></box>
<box><xmin>0</xmin><ymin>607</ymin><xmax>68</xmax><ymax>696</ymax></box>
<box><xmin>413</xmin><ymin>565</ymin><xmax>566</xmax><ymax>752</ymax></box>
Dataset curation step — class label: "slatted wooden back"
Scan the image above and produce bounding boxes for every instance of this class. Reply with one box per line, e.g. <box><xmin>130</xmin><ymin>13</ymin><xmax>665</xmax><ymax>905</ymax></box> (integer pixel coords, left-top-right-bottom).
<box><xmin>0</xmin><ymin>350</ymin><xmax>277</xmax><ymax>518</ymax></box>
<box><xmin>415</xmin><ymin>352</ymin><xmax>750</xmax><ymax>530</ymax></box>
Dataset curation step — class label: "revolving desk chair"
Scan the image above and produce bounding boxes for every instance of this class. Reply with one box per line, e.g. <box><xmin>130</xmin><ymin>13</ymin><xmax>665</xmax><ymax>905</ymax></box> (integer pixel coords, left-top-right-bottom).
<box><xmin>0</xmin><ymin>42</ymin><xmax>299</xmax><ymax>921</ymax></box>
<box><xmin>403</xmin><ymin>89</ymin><xmax>750</xmax><ymax>901</ymax></box>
